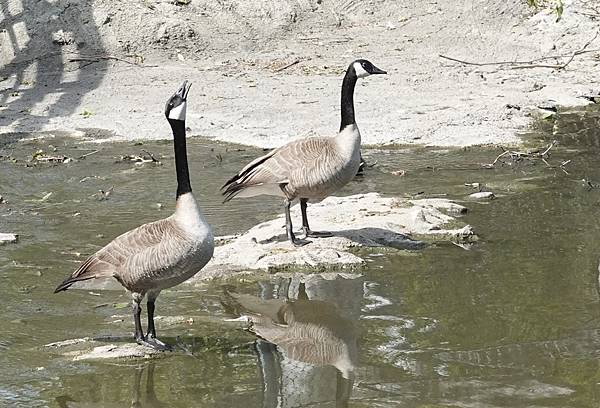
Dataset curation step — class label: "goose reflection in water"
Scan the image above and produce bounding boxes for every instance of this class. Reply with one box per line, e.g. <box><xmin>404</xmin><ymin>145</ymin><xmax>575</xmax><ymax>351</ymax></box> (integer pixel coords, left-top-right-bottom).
<box><xmin>56</xmin><ymin>363</ymin><xmax>165</xmax><ymax>408</ymax></box>
<box><xmin>223</xmin><ymin>274</ymin><xmax>362</xmax><ymax>408</ymax></box>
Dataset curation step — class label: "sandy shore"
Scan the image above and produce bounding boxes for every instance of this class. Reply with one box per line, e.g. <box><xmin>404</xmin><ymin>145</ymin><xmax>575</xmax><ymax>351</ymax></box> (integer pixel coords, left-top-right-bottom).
<box><xmin>1</xmin><ymin>0</ymin><xmax>598</xmax><ymax>148</ymax></box>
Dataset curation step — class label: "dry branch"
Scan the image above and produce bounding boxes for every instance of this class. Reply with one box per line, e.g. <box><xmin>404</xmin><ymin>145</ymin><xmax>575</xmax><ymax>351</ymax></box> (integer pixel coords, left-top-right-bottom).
<box><xmin>440</xmin><ymin>30</ymin><xmax>600</xmax><ymax>70</ymax></box>
<box><xmin>273</xmin><ymin>59</ymin><xmax>300</xmax><ymax>73</ymax></box>
<box><xmin>68</xmin><ymin>54</ymin><xmax>153</xmax><ymax>67</ymax></box>
<box><xmin>482</xmin><ymin>140</ymin><xmax>558</xmax><ymax>168</ymax></box>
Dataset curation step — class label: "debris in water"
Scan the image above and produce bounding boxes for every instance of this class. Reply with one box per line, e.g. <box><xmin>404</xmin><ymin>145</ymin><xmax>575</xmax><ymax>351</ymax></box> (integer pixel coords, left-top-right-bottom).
<box><xmin>32</xmin><ymin>150</ymin><xmax>73</xmax><ymax>164</ymax></box>
<box><xmin>120</xmin><ymin>150</ymin><xmax>162</xmax><ymax>165</ymax></box>
<box><xmin>93</xmin><ymin>187</ymin><xmax>114</xmax><ymax>201</ymax></box>
<box><xmin>25</xmin><ymin>192</ymin><xmax>53</xmax><ymax>203</ymax></box>
<box><xmin>482</xmin><ymin>141</ymin><xmax>557</xmax><ymax>168</ymax></box>
<box><xmin>0</xmin><ymin>233</ymin><xmax>18</xmax><ymax>245</ymax></box>
<box><xmin>464</xmin><ymin>182</ymin><xmax>482</xmax><ymax>190</ymax></box>
<box><xmin>78</xmin><ymin>149</ymin><xmax>100</xmax><ymax>159</ymax></box>
<box><xmin>469</xmin><ymin>191</ymin><xmax>495</xmax><ymax>200</ymax></box>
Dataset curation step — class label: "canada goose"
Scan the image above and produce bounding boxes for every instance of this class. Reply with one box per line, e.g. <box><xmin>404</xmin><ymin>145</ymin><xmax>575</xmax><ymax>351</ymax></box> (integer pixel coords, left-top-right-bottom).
<box><xmin>54</xmin><ymin>81</ymin><xmax>214</xmax><ymax>351</ymax></box>
<box><xmin>221</xmin><ymin>59</ymin><xmax>386</xmax><ymax>246</ymax></box>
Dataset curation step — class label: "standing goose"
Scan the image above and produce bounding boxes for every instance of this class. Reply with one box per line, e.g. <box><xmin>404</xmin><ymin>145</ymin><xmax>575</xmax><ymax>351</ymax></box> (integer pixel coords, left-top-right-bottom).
<box><xmin>221</xmin><ymin>59</ymin><xmax>386</xmax><ymax>246</ymax></box>
<box><xmin>54</xmin><ymin>81</ymin><xmax>214</xmax><ymax>351</ymax></box>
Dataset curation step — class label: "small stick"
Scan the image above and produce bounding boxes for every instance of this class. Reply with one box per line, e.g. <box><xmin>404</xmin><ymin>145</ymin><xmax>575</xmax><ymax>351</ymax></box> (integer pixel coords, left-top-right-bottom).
<box><xmin>440</xmin><ymin>30</ymin><xmax>600</xmax><ymax>70</ymax></box>
<box><xmin>513</xmin><ymin>30</ymin><xmax>599</xmax><ymax>70</ymax></box>
<box><xmin>141</xmin><ymin>149</ymin><xmax>160</xmax><ymax>163</ymax></box>
<box><xmin>274</xmin><ymin>59</ymin><xmax>301</xmax><ymax>73</ymax></box>
<box><xmin>540</xmin><ymin>140</ymin><xmax>557</xmax><ymax>157</ymax></box>
<box><xmin>78</xmin><ymin>149</ymin><xmax>100</xmax><ymax>159</ymax></box>
<box><xmin>491</xmin><ymin>150</ymin><xmax>511</xmax><ymax>165</ymax></box>
<box><xmin>68</xmin><ymin>54</ymin><xmax>158</xmax><ymax>68</ymax></box>
<box><xmin>439</xmin><ymin>54</ymin><xmax>526</xmax><ymax>66</ymax></box>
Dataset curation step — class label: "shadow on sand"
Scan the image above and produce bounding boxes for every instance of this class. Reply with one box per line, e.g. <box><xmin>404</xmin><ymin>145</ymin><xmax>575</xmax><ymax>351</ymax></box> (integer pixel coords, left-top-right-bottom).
<box><xmin>0</xmin><ymin>0</ymin><xmax>107</xmax><ymax>136</ymax></box>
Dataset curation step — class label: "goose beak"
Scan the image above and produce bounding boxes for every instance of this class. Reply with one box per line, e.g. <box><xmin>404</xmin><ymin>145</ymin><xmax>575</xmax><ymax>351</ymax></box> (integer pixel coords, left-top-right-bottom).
<box><xmin>371</xmin><ymin>65</ymin><xmax>387</xmax><ymax>75</ymax></box>
<box><xmin>177</xmin><ymin>80</ymin><xmax>192</xmax><ymax>100</ymax></box>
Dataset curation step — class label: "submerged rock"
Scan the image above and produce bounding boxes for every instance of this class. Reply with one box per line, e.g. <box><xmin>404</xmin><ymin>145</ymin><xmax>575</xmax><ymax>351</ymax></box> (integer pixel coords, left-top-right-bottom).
<box><xmin>195</xmin><ymin>193</ymin><xmax>474</xmax><ymax>280</ymax></box>
<box><xmin>44</xmin><ymin>337</ymin><xmax>163</xmax><ymax>360</ymax></box>
<box><xmin>469</xmin><ymin>191</ymin><xmax>496</xmax><ymax>200</ymax></box>
<box><xmin>72</xmin><ymin>344</ymin><xmax>161</xmax><ymax>361</ymax></box>
<box><xmin>0</xmin><ymin>233</ymin><xmax>18</xmax><ymax>245</ymax></box>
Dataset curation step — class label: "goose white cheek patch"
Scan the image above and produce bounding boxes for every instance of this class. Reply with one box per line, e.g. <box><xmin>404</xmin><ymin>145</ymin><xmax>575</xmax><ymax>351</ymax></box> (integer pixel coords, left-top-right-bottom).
<box><xmin>169</xmin><ymin>102</ymin><xmax>187</xmax><ymax>120</ymax></box>
<box><xmin>353</xmin><ymin>62</ymin><xmax>369</xmax><ymax>78</ymax></box>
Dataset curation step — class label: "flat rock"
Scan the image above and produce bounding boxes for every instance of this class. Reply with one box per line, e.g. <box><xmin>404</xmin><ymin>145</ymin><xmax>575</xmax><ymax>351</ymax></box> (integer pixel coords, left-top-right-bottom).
<box><xmin>194</xmin><ymin>193</ymin><xmax>474</xmax><ymax>280</ymax></box>
<box><xmin>44</xmin><ymin>337</ymin><xmax>163</xmax><ymax>361</ymax></box>
<box><xmin>0</xmin><ymin>233</ymin><xmax>18</xmax><ymax>245</ymax></box>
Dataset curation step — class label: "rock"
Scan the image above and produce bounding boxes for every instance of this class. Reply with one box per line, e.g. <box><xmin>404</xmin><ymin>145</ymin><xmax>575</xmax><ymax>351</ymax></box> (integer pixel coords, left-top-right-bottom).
<box><xmin>0</xmin><ymin>194</ymin><xmax>4</xmax><ymax>204</ymax></box>
<box><xmin>0</xmin><ymin>233</ymin><xmax>18</xmax><ymax>245</ymax></box>
<box><xmin>45</xmin><ymin>337</ymin><xmax>163</xmax><ymax>360</ymax></box>
<box><xmin>72</xmin><ymin>344</ymin><xmax>161</xmax><ymax>361</ymax></box>
<box><xmin>44</xmin><ymin>337</ymin><xmax>92</xmax><ymax>348</ymax></box>
<box><xmin>469</xmin><ymin>191</ymin><xmax>495</xmax><ymax>200</ymax></box>
<box><xmin>51</xmin><ymin>29</ymin><xmax>74</xmax><ymax>45</ymax></box>
<box><xmin>193</xmin><ymin>193</ymin><xmax>474</xmax><ymax>281</ymax></box>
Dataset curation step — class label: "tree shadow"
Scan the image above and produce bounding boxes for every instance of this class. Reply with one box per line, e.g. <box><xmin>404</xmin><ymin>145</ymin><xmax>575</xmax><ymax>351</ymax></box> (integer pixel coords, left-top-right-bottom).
<box><xmin>0</xmin><ymin>0</ymin><xmax>107</xmax><ymax>135</ymax></box>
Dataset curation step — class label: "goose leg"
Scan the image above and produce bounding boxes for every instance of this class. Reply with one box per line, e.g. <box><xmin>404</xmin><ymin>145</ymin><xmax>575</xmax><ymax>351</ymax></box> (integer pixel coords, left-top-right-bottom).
<box><xmin>145</xmin><ymin>292</ymin><xmax>172</xmax><ymax>351</ymax></box>
<box><xmin>132</xmin><ymin>292</ymin><xmax>171</xmax><ymax>351</ymax></box>
<box><xmin>132</xmin><ymin>293</ymin><xmax>145</xmax><ymax>345</ymax></box>
<box><xmin>284</xmin><ymin>199</ymin><xmax>310</xmax><ymax>247</ymax></box>
<box><xmin>300</xmin><ymin>198</ymin><xmax>333</xmax><ymax>238</ymax></box>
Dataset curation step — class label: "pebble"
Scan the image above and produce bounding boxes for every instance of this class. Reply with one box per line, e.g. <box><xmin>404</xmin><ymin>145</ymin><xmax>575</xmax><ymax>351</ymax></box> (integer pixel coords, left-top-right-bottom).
<box><xmin>469</xmin><ymin>192</ymin><xmax>495</xmax><ymax>200</ymax></box>
<box><xmin>0</xmin><ymin>233</ymin><xmax>18</xmax><ymax>244</ymax></box>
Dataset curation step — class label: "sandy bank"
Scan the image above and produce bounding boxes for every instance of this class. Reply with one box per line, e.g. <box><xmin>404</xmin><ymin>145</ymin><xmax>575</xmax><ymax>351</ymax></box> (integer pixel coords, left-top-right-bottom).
<box><xmin>1</xmin><ymin>0</ymin><xmax>598</xmax><ymax>148</ymax></box>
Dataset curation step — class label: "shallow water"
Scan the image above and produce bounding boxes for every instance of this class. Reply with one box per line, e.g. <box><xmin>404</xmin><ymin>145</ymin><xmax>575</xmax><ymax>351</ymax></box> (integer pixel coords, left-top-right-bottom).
<box><xmin>1</xmin><ymin>107</ymin><xmax>600</xmax><ymax>407</ymax></box>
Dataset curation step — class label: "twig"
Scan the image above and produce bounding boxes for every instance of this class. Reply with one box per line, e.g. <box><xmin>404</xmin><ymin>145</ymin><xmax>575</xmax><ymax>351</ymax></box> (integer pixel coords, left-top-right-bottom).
<box><xmin>491</xmin><ymin>150</ymin><xmax>511</xmax><ymax>166</ymax></box>
<box><xmin>540</xmin><ymin>140</ymin><xmax>557</xmax><ymax>157</ymax></box>
<box><xmin>78</xmin><ymin>149</ymin><xmax>100</xmax><ymax>159</ymax></box>
<box><xmin>440</xmin><ymin>30</ymin><xmax>600</xmax><ymax>70</ymax></box>
<box><xmin>483</xmin><ymin>140</ymin><xmax>559</xmax><ymax>168</ymax></box>
<box><xmin>439</xmin><ymin>54</ymin><xmax>520</xmax><ymax>66</ymax></box>
<box><xmin>274</xmin><ymin>59</ymin><xmax>300</xmax><ymax>73</ymax></box>
<box><xmin>514</xmin><ymin>30</ymin><xmax>599</xmax><ymax>70</ymax></box>
<box><xmin>141</xmin><ymin>149</ymin><xmax>160</xmax><ymax>163</ymax></box>
<box><xmin>69</xmin><ymin>55</ymin><xmax>136</xmax><ymax>66</ymax></box>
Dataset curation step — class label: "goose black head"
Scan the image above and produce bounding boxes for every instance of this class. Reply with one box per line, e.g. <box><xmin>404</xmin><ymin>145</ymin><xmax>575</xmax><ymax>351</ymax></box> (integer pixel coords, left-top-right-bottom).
<box><xmin>351</xmin><ymin>59</ymin><xmax>387</xmax><ymax>79</ymax></box>
<box><xmin>165</xmin><ymin>80</ymin><xmax>192</xmax><ymax>121</ymax></box>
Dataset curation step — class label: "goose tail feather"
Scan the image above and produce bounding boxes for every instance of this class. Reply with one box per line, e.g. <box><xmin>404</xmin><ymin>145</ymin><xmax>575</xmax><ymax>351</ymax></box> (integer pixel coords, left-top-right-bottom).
<box><xmin>54</xmin><ymin>256</ymin><xmax>113</xmax><ymax>293</ymax></box>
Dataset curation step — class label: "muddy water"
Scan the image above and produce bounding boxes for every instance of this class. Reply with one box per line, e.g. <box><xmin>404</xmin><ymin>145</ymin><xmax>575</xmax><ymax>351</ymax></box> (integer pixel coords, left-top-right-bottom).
<box><xmin>1</xmin><ymin>107</ymin><xmax>600</xmax><ymax>407</ymax></box>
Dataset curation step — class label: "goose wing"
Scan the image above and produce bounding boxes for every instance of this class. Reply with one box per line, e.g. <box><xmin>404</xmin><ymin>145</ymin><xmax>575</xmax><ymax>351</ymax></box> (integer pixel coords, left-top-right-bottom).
<box><xmin>55</xmin><ymin>218</ymin><xmax>184</xmax><ymax>292</ymax></box>
<box><xmin>222</xmin><ymin>137</ymin><xmax>336</xmax><ymax>200</ymax></box>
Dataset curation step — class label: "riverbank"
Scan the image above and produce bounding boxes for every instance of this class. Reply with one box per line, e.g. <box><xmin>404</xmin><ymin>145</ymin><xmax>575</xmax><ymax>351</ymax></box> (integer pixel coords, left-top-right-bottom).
<box><xmin>1</xmin><ymin>0</ymin><xmax>598</xmax><ymax>148</ymax></box>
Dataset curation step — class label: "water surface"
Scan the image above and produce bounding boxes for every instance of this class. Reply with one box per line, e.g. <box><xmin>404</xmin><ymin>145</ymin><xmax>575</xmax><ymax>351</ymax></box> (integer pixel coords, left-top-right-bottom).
<box><xmin>1</xmin><ymin>107</ymin><xmax>600</xmax><ymax>407</ymax></box>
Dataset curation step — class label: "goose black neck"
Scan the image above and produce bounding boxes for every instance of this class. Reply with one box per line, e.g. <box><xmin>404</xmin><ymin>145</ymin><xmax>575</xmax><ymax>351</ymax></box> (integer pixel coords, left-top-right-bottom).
<box><xmin>339</xmin><ymin>68</ymin><xmax>357</xmax><ymax>131</ymax></box>
<box><xmin>169</xmin><ymin>119</ymin><xmax>192</xmax><ymax>198</ymax></box>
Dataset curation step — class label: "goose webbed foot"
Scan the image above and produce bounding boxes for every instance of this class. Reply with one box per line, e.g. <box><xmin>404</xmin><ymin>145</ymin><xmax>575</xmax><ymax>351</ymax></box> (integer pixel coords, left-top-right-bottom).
<box><xmin>136</xmin><ymin>335</ymin><xmax>173</xmax><ymax>352</ymax></box>
<box><xmin>303</xmin><ymin>228</ymin><xmax>333</xmax><ymax>238</ymax></box>
<box><xmin>146</xmin><ymin>335</ymin><xmax>173</xmax><ymax>351</ymax></box>
<box><xmin>291</xmin><ymin>237</ymin><xmax>311</xmax><ymax>247</ymax></box>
